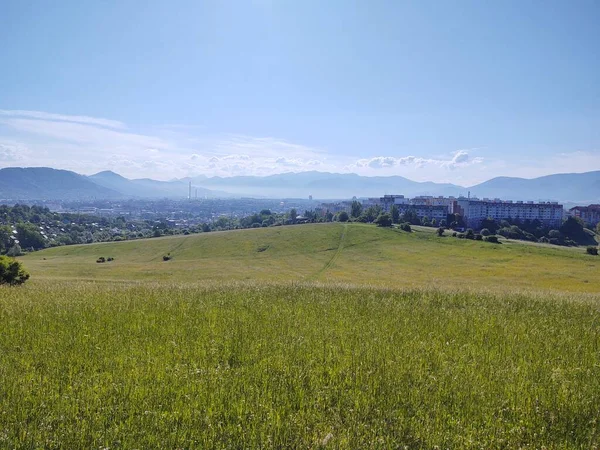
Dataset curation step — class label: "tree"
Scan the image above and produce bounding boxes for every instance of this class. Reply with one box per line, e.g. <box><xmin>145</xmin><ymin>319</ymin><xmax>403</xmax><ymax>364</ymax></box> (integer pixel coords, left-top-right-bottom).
<box><xmin>0</xmin><ymin>225</ymin><xmax>13</xmax><ymax>253</ymax></box>
<box><xmin>437</xmin><ymin>227</ymin><xmax>445</xmax><ymax>236</ymax></box>
<box><xmin>6</xmin><ymin>244</ymin><xmax>22</xmax><ymax>257</ymax></box>
<box><xmin>350</xmin><ymin>200</ymin><xmax>363</xmax><ymax>218</ymax></box>
<box><xmin>401</xmin><ymin>209</ymin><xmax>420</xmax><ymax>225</ymax></box>
<box><xmin>374</xmin><ymin>213</ymin><xmax>392</xmax><ymax>227</ymax></box>
<box><xmin>16</xmin><ymin>223</ymin><xmax>46</xmax><ymax>250</ymax></box>
<box><xmin>560</xmin><ymin>217</ymin><xmax>586</xmax><ymax>241</ymax></box>
<box><xmin>480</xmin><ymin>218</ymin><xmax>498</xmax><ymax>234</ymax></box>
<box><xmin>480</xmin><ymin>228</ymin><xmax>491</xmax><ymax>236</ymax></box>
<box><xmin>390</xmin><ymin>205</ymin><xmax>400</xmax><ymax>224</ymax></box>
<box><xmin>337</xmin><ymin>211</ymin><xmax>349</xmax><ymax>222</ymax></box>
<box><xmin>0</xmin><ymin>255</ymin><xmax>29</xmax><ymax>285</ymax></box>
<box><xmin>290</xmin><ymin>209</ymin><xmax>298</xmax><ymax>224</ymax></box>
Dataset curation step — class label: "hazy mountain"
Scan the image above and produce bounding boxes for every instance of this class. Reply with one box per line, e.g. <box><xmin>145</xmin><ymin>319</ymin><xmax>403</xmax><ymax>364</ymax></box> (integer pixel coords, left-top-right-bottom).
<box><xmin>185</xmin><ymin>171</ymin><xmax>466</xmax><ymax>199</ymax></box>
<box><xmin>187</xmin><ymin>170</ymin><xmax>600</xmax><ymax>203</ymax></box>
<box><xmin>468</xmin><ymin>171</ymin><xmax>600</xmax><ymax>204</ymax></box>
<box><xmin>89</xmin><ymin>171</ymin><xmax>227</xmax><ymax>199</ymax></box>
<box><xmin>0</xmin><ymin>167</ymin><xmax>122</xmax><ymax>200</ymax></box>
<box><xmin>2</xmin><ymin>167</ymin><xmax>599</xmax><ymax>204</ymax></box>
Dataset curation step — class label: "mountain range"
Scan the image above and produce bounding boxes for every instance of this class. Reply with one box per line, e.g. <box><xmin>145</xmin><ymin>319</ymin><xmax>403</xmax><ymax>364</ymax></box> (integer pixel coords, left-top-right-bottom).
<box><xmin>0</xmin><ymin>167</ymin><xmax>599</xmax><ymax>205</ymax></box>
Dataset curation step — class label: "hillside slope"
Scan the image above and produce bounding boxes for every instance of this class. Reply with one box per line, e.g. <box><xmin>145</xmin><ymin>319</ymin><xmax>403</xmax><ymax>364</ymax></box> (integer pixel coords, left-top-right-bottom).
<box><xmin>21</xmin><ymin>223</ymin><xmax>600</xmax><ymax>292</ymax></box>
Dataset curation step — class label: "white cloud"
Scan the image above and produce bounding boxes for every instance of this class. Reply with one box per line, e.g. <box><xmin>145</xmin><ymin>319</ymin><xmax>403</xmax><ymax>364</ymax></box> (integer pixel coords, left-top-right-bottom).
<box><xmin>352</xmin><ymin>150</ymin><xmax>483</xmax><ymax>171</ymax></box>
<box><xmin>1</xmin><ymin>109</ymin><xmax>596</xmax><ymax>184</ymax></box>
<box><xmin>0</xmin><ymin>141</ymin><xmax>27</xmax><ymax>162</ymax></box>
<box><xmin>0</xmin><ymin>109</ymin><xmax>125</xmax><ymax>130</ymax></box>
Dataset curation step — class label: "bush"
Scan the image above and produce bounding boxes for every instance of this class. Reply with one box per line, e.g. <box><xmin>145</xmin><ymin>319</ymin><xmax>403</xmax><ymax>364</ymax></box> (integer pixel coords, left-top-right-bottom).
<box><xmin>399</xmin><ymin>223</ymin><xmax>412</xmax><ymax>232</ymax></box>
<box><xmin>96</xmin><ymin>257</ymin><xmax>106</xmax><ymax>263</ymax></box>
<box><xmin>337</xmin><ymin>211</ymin><xmax>349</xmax><ymax>222</ymax></box>
<box><xmin>548</xmin><ymin>229</ymin><xmax>561</xmax><ymax>239</ymax></box>
<box><xmin>480</xmin><ymin>228</ymin><xmax>491</xmax><ymax>237</ymax></box>
<box><xmin>0</xmin><ymin>255</ymin><xmax>30</xmax><ymax>285</ymax></box>
<box><xmin>465</xmin><ymin>229</ymin><xmax>475</xmax><ymax>239</ymax></box>
<box><xmin>586</xmin><ymin>246</ymin><xmax>598</xmax><ymax>255</ymax></box>
<box><xmin>374</xmin><ymin>213</ymin><xmax>393</xmax><ymax>227</ymax></box>
<box><xmin>457</xmin><ymin>233</ymin><xmax>466</xmax><ymax>239</ymax></box>
<box><xmin>107</xmin><ymin>257</ymin><xmax>114</xmax><ymax>262</ymax></box>
<box><xmin>485</xmin><ymin>235</ymin><xmax>500</xmax><ymax>244</ymax></box>
<box><xmin>163</xmin><ymin>254</ymin><xmax>172</xmax><ymax>261</ymax></box>
<box><xmin>437</xmin><ymin>227</ymin><xmax>445</xmax><ymax>237</ymax></box>
<box><xmin>474</xmin><ymin>234</ymin><xmax>483</xmax><ymax>241</ymax></box>
<box><xmin>452</xmin><ymin>232</ymin><xmax>457</xmax><ymax>237</ymax></box>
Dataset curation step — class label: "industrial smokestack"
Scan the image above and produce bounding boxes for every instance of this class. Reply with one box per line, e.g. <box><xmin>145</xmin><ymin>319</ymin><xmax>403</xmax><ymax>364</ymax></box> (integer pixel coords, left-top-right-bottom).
<box><xmin>189</xmin><ymin>181</ymin><xmax>192</xmax><ymax>200</ymax></box>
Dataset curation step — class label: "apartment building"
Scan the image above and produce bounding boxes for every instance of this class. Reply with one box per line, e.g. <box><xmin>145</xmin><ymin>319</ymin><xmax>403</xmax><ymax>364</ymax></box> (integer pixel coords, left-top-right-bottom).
<box><xmin>569</xmin><ymin>205</ymin><xmax>600</xmax><ymax>228</ymax></box>
<box><xmin>453</xmin><ymin>198</ymin><xmax>563</xmax><ymax>229</ymax></box>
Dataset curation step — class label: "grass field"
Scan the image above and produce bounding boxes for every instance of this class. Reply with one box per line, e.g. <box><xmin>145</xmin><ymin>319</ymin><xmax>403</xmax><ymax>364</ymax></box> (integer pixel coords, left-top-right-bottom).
<box><xmin>2</xmin><ymin>223</ymin><xmax>600</xmax><ymax>448</ymax></box>
<box><xmin>20</xmin><ymin>223</ymin><xmax>600</xmax><ymax>293</ymax></box>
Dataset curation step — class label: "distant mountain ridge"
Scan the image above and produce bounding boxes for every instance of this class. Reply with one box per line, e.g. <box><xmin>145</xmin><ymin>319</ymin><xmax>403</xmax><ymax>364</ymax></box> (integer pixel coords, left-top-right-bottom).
<box><xmin>88</xmin><ymin>170</ymin><xmax>227</xmax><ymax>199</ymax></box>
<box><xmin>1</xmin><ymin>167</ymin><xmax>599</xmax><ymax>204</ymax></box>
<box><xmin>0</xmin><ymin>167</ymin><xmax>122</xmax><ymax>200</ymax></box>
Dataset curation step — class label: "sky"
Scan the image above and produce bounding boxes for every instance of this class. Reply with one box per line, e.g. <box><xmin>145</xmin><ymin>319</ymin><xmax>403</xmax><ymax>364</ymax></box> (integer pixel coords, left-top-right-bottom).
<box><xmin>0</xmin><ymin>0</ymin><xmax>598</xmax><ymax>185</ymax></box>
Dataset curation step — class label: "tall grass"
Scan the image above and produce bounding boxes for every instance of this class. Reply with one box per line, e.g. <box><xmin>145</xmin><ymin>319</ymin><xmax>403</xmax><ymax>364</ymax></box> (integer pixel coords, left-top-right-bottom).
<box><xmin>1</xmin><ymin>282</ymin><xmax>599</xmax><ymax>448</ymax></box>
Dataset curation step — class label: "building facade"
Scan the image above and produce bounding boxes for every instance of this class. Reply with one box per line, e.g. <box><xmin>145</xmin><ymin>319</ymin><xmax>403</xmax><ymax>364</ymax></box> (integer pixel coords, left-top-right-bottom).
<box><xmin>569</xmin><ymin>205</ymin><xmax>600</xmax><ymax>228</ymax></box>
<box><xmin>453</xmin><ymin>198</ymin><xmax>564</xmax><ymax>229</ymax></box>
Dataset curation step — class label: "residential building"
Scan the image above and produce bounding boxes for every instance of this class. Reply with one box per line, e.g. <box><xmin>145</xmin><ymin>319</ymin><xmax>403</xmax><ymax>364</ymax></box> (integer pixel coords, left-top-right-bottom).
<box><xmin>453</xmin><ymin>198</ymin><xmax>563</xmax><ymax>229</ymax></box>
<box><xmin>569</xmin><ymin>205</ymin><xmax>600</xmax><ymax>228</ymax></box>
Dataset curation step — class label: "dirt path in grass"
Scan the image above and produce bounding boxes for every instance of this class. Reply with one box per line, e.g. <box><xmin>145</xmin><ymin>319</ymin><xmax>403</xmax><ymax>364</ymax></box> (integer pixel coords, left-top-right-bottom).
<box><xmin>311</xmin><ymin>224</ymin><xmax>348</xmax><ymax>279</ymax></box>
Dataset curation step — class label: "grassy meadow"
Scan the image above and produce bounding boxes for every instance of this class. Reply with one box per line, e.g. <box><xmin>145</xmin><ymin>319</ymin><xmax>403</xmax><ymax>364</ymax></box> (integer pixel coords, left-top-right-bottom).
<box><xmin>2</xmin><ymin>223</ymin><xmax>600</xmax><ymax>448</ymax></box>
<box><xmin>19</xmin><ymin>223</ymin><xmax>600</xmax><ymax>292</ymax></box>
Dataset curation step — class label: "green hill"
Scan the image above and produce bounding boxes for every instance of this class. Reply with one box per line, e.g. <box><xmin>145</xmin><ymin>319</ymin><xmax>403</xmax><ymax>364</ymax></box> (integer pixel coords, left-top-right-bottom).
<box><xmin>21</xmin><ymin>222</ymin><xmax>600</xmax><ymax>293</ymax></box>
<box><xmin>5</xmin><ymin>223</ymin><xmax>600</xmax><ymax>447</ymax></box>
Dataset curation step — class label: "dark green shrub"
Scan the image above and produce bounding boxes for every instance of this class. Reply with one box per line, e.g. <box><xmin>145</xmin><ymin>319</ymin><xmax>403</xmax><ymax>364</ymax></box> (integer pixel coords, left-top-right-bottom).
<box><xmin>375</xmin><ymin>213</ymin><xmax>392</xmax><ymax>227</ymax></box>
<box><xmin>437</xmin><ymin>227</ymin><xmax>445</xmax><ymax>236</ymax></box>
<box><xmin>96</xmin><ymin>257</ymin><xmax>106</xmax><ymax>263</ymax></box>
<box><xmin>586</xmin><ymin>246</ymin><xmax>598</xmax><ymax>255</ymax></box>
<box><xmin>485</xmin><ymin>235</ymin><xmax>499</xmax><ymax>244</ymax></box>
<box><xmin>0</xmin><ymin>255</ymin><xmax>30</xmax><ymax>285</ymax></box>
<box><xmin>399</xmin><ymin>223</ymin><xmax>412</xmax><ymax>232</ymax></box>
<box><xmin>480</xmin><ymin>228</ymin><xmax>491</xmax><ymax>237</ymax></box>
<box><xmin>474</xmin><ymin>234</ymin><xmax>483</xmax><ymax>241</ymax></box>
<box><xmin>163</xmin><ymin>254</ymin><xmax>172</xmax><ymax>261</ymax></box>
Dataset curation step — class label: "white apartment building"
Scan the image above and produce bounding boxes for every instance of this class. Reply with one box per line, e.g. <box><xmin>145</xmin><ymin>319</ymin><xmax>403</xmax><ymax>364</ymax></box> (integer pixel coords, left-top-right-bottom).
<box><xmin>378</xmin><ymin>195</ymin><xmax>449</xmax><ymax>221</ymax></box>
<box><xmin>453</xmin><ymin>198</ymin><xmax>563</xmax><ymax>229</ymax></box>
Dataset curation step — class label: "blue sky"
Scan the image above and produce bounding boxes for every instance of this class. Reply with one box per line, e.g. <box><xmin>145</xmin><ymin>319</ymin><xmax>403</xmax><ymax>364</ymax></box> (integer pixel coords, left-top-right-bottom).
<box><xmin>0</xmin><ymin>0</ymin><xmax>598</xmax><ymax>184</ymax></box>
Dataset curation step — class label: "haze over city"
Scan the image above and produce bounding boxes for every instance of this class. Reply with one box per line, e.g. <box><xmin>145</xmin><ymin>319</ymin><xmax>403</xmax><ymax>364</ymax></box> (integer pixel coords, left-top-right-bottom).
<box><xmin>1</xmin><ymin>1</ymin><xmax>598</xmax><ymax>184</ymax></box>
